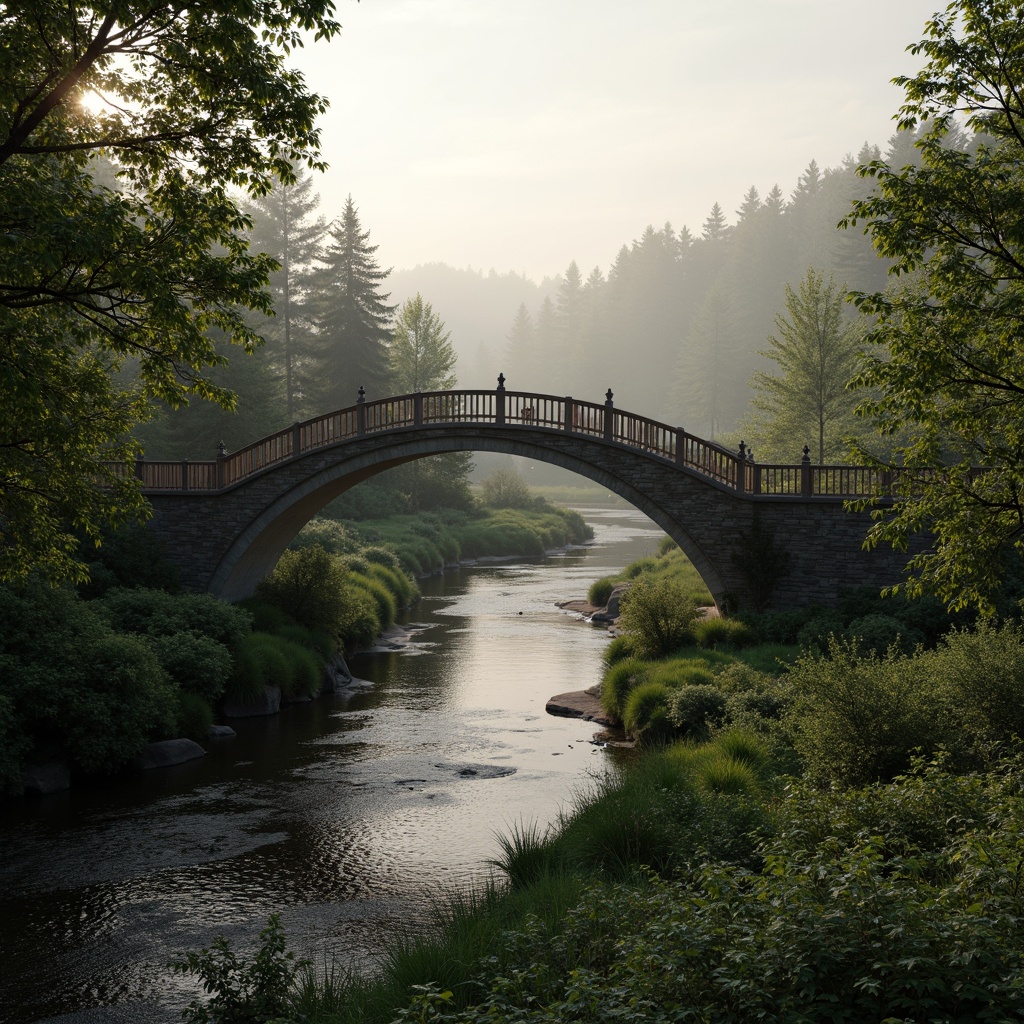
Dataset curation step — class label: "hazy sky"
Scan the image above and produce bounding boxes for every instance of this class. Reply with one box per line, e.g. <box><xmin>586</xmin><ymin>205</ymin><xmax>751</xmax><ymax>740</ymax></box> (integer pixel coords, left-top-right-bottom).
<box><xmin>300</xmin><ymin>0</ymin><xmax>939</xmax><ymax>281</ymax></box>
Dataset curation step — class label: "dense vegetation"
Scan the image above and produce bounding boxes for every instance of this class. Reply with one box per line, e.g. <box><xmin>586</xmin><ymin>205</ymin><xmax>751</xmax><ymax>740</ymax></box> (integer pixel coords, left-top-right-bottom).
<box><xmin>176</xmin><ymin>531</ymin><xmax>1024</xmax><ymax>1023</ymax></box>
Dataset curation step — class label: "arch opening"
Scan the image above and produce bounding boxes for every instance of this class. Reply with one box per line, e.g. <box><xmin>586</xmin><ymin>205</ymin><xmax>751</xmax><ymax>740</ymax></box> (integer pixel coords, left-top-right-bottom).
<box><xmin>205</xmin><ymin>432</ymin><xmax>729</xmax><ymax>608</ymax></box>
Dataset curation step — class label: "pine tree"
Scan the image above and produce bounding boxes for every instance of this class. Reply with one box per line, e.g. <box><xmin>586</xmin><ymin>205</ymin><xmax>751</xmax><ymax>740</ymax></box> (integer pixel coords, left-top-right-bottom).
<box><xmin>388</xmin><ymin>294</ymin><xmax>457</xmax><ymax>393</ymax></box>
<box><xmin>504</xmin><ymin>302</ymin><xmax>536</xmax><ymax>383</ymax></box>
<box><xmin>701</xmin><ymin>202</ymin><xmax>730</xmax><ymax>242</ymax></box>
<box><xmin>245</xmin><ymin>168</ymin><xmax>327</xmax><ymax>420</ymax></box>
<box><xmin>308</xmin><ymin>196</ymin><xmax>394</xmax><ymax>411</ymax></box>
<box><xmin>746</xmin><ymin>268</ymin><xmax>862</xmax><ymax>463</ymax></box>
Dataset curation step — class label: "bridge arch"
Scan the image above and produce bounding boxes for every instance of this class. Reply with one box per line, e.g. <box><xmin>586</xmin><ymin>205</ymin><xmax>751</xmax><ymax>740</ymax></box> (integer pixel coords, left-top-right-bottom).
<box><xmin>203</xmin><ymin>431</ymin><xmax>729</xmax><ymax>605</ymax></box>
<box><xmin>140</xmin><ymin>387</ymin><xmax>911</xmax><ymax>611</ymax></box>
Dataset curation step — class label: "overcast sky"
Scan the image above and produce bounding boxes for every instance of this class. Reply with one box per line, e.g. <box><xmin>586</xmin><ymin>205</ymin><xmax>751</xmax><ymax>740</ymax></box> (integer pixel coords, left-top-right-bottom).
<box><xmin>299</xmin><ymin>0</ymin><xmax>939</xmax><ymax>281</ymax></box>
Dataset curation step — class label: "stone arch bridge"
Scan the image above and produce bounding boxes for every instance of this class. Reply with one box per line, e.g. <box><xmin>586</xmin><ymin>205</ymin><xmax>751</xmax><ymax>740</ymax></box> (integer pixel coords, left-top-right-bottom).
<box><xmin>133</xmin><ymin>382</ymin><xmax>909</xmax><ymax>611</ymax></box>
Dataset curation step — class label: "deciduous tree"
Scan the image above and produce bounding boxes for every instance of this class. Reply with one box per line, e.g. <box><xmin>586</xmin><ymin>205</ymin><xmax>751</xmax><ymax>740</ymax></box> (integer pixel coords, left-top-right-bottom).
<box><xmin>747</xmin><ymin>268</ymin><xmax>862</xmax><ymax>464</ymax></box>
<box><xmin>0</xmin><ymin>0</ymin><xmax>339</xmax><ymax>583</ymax></box>
<box><xmin>844</xmin><ymin>0</ymin><xmax>1024</xmax><ymax>610</ymax></box>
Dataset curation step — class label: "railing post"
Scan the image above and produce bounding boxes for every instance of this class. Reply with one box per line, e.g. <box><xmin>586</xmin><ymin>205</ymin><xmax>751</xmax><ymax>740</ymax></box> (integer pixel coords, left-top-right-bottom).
<box><xmin>736</xmin><ymin>442</ymin><xmax>747</xmax><ymax>494</ymax></box>
<box><xmin>881</xmin><ymin>467</ymin><xmax>893</xmax><ymax>498</ymax></box>
<box><xmin>291</xmin><ymin>421</ymin><xmax>302</xmax><ymax>457</ymax></box>
<box><xmin>216</xmin><ymin>441</ymin><xmax>227</xmax><ymax>489</ymax></box>
<box><xmin>564</xmin><ymin>397</ymin><xmax>574</xmax><ymax>433</ymax></box>
<box><xmin>181</xmin><ymin>459</ymin><xmax>189</xmax><ymax>492</ymax></box>
<box><xmin>356</xmin><ymin>385</ymin><xmax>366</xmax><ymax>437</ymax></box>
<box><xmin>604</xmin><ymin>389</ymin><xmax>614</xmax><ymax>442</ymax></box>
<box><xmin>134</xmin><ymin>455</ymin><xmax>145</xmax><ymax>482</ymax></box>
<box><xmin>495</xmin><ymin>373</ymin><xmax>506</xmax><ymax>426</ymax></box>
<box><xmin>675</xmin><ymin>428</ymin><xmax>685</xmax><ymax>466</ymax></box>
<box><xmin>414</xmin><ymin>391</ymin><xmax>423</xmax><ymax>426</ymax></box>
<box><xmin>752</xmin><ymin>460</ymin><xmax>762</xmax><ymax>496</ymax></box>
<box><xmin>801</xmin><ymin>445</ymin><xmax>812</xmax><ymax>497</ymax></box>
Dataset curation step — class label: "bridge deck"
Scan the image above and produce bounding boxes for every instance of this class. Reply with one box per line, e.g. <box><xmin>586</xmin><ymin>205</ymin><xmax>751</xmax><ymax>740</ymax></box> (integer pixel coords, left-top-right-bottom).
<box><xmin>116</xmin><ymin>387</ymin><xmax>903</xmax><ymax>500</ymax></box>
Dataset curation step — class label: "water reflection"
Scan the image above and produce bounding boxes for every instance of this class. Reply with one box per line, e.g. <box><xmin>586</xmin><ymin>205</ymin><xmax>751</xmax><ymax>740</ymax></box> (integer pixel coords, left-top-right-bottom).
<box><xmin>0</xmin><ymin>507</ymin><xmax>664</xmax><ymax>1024</ymax></box>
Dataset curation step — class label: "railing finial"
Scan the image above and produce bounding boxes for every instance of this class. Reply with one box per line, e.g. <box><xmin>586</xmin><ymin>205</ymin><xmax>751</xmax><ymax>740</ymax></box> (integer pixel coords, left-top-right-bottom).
<box><xmin>217</xmin><ymin>440</ymin><xmax>227</xmax><ymax>458</ymax></box>
<box><xmin>497</xmin><ymin>372</ymin><xmax>505</xmax><ymax>391</ymax></box>
<box><xmin>357</xmin><ymin>385</ymin><xmax>365</xmax><ymax>404</ymax></box>
<box><xmin>605</xmin><ymin>388</ymin><xmax>614</xmax><ymax>405</ymax></box>
<box><xmin>802</xmin><ymin>445</ymin><xmax>811</xmax><ymax>463</ymax></box>
<box><xmin>738</xmin><ymin>440</ymin><xmax>746</xmax><ymax>460</ymax></box>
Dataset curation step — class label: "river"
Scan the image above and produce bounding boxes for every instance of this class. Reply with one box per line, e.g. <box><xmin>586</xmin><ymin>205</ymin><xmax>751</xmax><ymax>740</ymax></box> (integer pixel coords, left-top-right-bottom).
<box><xmin>0</xmin><ymin>506</ymin><xmax>664</xmax><ymax>1024</ymax></box>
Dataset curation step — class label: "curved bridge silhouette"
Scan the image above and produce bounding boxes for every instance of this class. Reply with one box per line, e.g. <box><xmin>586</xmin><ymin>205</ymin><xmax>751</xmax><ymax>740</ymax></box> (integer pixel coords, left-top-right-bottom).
<box><xmin>135</xmin><ymin>382</ymin><xmax>909</xmax><ymax>611</ymax></box>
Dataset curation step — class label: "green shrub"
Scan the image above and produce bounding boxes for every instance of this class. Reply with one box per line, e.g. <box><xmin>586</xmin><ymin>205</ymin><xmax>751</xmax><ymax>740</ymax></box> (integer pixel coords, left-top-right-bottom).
<box><xmin>587</xmin><ymin>577</ymin><xmax>616</xmax><ymax>608</ymax></box>
<box><xmin>176</xmin><ymin>692</ymin><xmax>214</xmax><ymax>741</ymax></box>
<box><xmin>601</xmin><ymin>635</ymin><xmax>635</xmax><ymax>667</ymax></box>
<box><xmin>226</xmin><ymin>634</ymin><xmax>270</xmax><ymax>702</ymax></box>
<box><xmin>796</xmin><ymin>613</ymin><xmax>844</xmax><ymax>653</ymax></box>
<box><xmin>786</xmin><ymin>640</ymin><xmax>948</xmax><ymax>786</ymax></box>
<box><xmin>480</xmin><ymin>467</ymin><xmax>532</xmax><ymax>509</ymax></box>
<box><xmin>665</xmin><ymin>685</ymin><xmax>728</xmax><ymax>740</ymax></box>
<box><xmin>600</xmin><ymin>657</ymin><xmax>649</xmax><ymax>719</ymax></box>
<box><xmin>366</xmin><ymin>562</ymin><xmax>418</xmax><ymax>607</ymax></box>
<box><xmin>646</xmin><ymin>659</ymin><xmax>718</xmax><ymax>689</ymax></box>
<box><xmin>618</xmin><ymin>576</ymin><xmax>700</xmax><ymax>659</ymax></box>
<box><xmin>623</xmin><ymin>556</ymin><xmax>658</xmax><ymax>580</ymax></box>
<box><xmin>338</xmin><ymin>586</ymin><xmax>383</xmax><ymax>650</ymax></box>
<box><xmin>351</xmin><ymin>575</ymin><xmax>397</xmax><ymax>630</ymax></box>
<box><xmin>174</xmin><ymin>914</ymin><xmax>306</xmax><ymax>1024</ymax></box>
<box><xmin>845</xmin><ymin>612</ymin><xmax>922</xmax><ymax>656</ymax></box>
<box><xmin>96</xmin><ymin>588</ymin><xmax>253</xmax><ymax>649</ymax></box>
<box><xmin>622</xmin><ymin>681</ymin><xmax>674</xmax><ymax>744</ymax></box>
<box><xmin>235</xmin><ymin>598</ymin><xmax>290</xmax><ymax>635</ymax></box>
<box><xmin>275</xmin><ymin>638</ymin><xmax>324</xmax><ymax>699</ymax></box>
<box><xmin>256</xmin><ymin>545</ymin><xmax>349</xmax><ymax>637</ymax></box>
<box><xmin>292</xmin><ymin>518</ymin><xmax>360</xmax><ymax>555</ymax></box>
<box><xmin>63</xmin><ymin>632</ymin><xmax>178</xmax><ymax>774</ymax></box>
<box><xmin>691</xmin><ymin>750</ymin><xmax>762</xmax><ymax>796</ymax></box>
<box><xmin>146</xmin><ymin>630</ymin><xmax>233</xmax><ymax>704</ymax></box>
<box><xmin>361</xmin><ymin>545</ymin><xmax>403</xmax><ymax>571</ymax></box>
<box><xmin>925</xmin><ymin>622</ymin><xmax>1024</xmax><ymax>752</ymax></box>
<box><xmin>692</xmin><ymin>616</ymin><xmax>753</xmax><ymax>649</ymax></box>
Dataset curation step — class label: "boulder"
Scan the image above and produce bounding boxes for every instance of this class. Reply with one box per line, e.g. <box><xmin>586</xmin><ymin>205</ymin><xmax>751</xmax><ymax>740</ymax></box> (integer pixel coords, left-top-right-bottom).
<box><xmin>134</xmin><ymin>738</ymin><xmax>206</xmax><ymax>770</ymax></box>
<box><xmin>207</xmin><ymin>725</ymin><xmax>236</xmax><ymax>739</ymax></box>
<box><xmin>21</xmin><ymin>761</ymin><xmax>71</xmax><ymax>796</ymax></box>
<box><xmin>222</xmin><ymin>685</ymin><xmax>281</xmax><ymax>718</ymax></box>
<box><xmin>322</xmin><ymin>654</ymin><xmax>354</xmax><ymax>693</ymax></box>
<box><xmin>592</xmin><ymin>581</ymin><xmax>632</xmax><ymax>623</ymax></box>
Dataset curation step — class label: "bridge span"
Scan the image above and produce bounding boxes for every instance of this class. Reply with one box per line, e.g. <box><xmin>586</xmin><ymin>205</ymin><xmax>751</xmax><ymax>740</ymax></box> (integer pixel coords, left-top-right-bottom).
<box><xmin>132</xmin><ymin>382</ymin><xmax>910</xmax><ymax>611</ymax></box>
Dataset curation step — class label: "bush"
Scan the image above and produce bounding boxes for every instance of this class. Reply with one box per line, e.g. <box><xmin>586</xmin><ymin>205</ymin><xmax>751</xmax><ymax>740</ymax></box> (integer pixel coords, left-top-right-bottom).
<box><xmin>480</xmin><ymin>467</ymin><xmax>532</xmax><ymax>509</ymax></box>
<box><xmin>786</xmin><ymin>640</ymin><xmax>948</xmax><ymax>786</ymax></box>
<box><xmin>146</xmin><ymin>630</ymin><xmax>233</xmax><ymax>704</ymax></box>
<box><xmin>338</xmin><ymin>586</ymin><xmax>383</xmax><ymax>650</ymax></box>
<box><xmin>796</xmin><ymin>613</ymin><xmax>844</xmax><ymax>653</ymax></box>
<box><xmin>588</xmin><ymin>577</ymin><xmax>615</xmax><ymax>608</ymax></box>
<box><xmin>96</xmin><ymin>588</ymin><xmax>252</xmax><ymax>649</ymax></box>
<box><xmin>666</xmin><ymin>685</ymin><xmax>728</xmax><ymax>740</ymax></box>
<box><xmin>646</xmin><ymin>658</ymin><xmax>718</xmax><ymax>689</ymax></box>
<box><xmin>256</xmin><ymin>545</ymin><xmax>349</xmax><ymax>638</ymax></box>
<box><xmin>174</xmin><ymin>914</ymin><xmax>307</xmax><ymax>1024</ymax></box>
<box><xmin>351</xmin><ymin>574</ymin><xmax>398</xmax><ymax>630</ymax></box>
<box><xmin>692</xmin><ymin>616</ymin><xmax>754</xmax><ymax>649</ymax></box>
<box><xmin>844</xmin><ymin>613</ymin><xmax>921</xmax><ymax>656</ymax></box>
<box><xmin>601</xmin><ymin>635</ymin><xmax>635</xmax><ymax>668</ymax></box>
<box><xmin>600</xmin><ymin>657</ymin><xmax>649</xmax><ymax>720</ymax></box>
<box><xmin>176</xmin><ymin>692</ymin><xmax>215</xmax><ymax>741</ymax></box>
<box><xmin>622</xmin><ymin>681</ymin><xmax>675</xmax><ymax>744</ymax></box>
<box><xmin>618</xmin><ymin>576</ymin><xmax>700</xmax><ymax>659</ymax></box>
<box><xmin>63</xmin><ymin>632</ymin><xmax>178</xmax><ymax>773</ymax></box>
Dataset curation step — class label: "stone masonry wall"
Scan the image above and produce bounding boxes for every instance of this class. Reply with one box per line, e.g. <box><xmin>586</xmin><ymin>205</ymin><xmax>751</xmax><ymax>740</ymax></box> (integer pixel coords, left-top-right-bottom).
<box><xmin>146</xmin><ymin>426</ymin><xmax>912</xmax><ymax>611</ymax></box>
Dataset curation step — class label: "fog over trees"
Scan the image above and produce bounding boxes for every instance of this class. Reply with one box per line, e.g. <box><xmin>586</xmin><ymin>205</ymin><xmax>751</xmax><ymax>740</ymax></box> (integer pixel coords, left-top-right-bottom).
<box><xmin>139</xmin><ymin>130</ymin><xmax>918</xmax><ymax>474</ymax></box>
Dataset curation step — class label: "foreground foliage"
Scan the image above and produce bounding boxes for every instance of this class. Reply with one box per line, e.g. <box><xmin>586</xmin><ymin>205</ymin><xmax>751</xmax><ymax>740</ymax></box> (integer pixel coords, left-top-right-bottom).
<box><xmin>1</xmin><ymin>0</ymin><xmax>339</xmax><ymax>584</ymax></box>
<box><xmin>844</xmin><ymin>0</ymin><xmax>1024</xmax><ymax>610</ymax></box>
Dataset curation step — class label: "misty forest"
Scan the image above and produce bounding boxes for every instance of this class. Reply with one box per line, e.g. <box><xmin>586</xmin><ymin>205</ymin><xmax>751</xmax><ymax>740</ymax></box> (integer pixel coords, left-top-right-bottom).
<box><xmin>140</xmin><ymin>142</ymin><xmax>900</xmax><ymax>471</ymax></box>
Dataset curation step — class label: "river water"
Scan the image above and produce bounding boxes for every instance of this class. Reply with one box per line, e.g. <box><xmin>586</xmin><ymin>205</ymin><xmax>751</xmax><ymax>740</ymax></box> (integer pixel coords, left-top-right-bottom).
<box><xmin>0</xmin><ymin>507</ymin><xmax>663</xmax><ymax>1024</ymax></box>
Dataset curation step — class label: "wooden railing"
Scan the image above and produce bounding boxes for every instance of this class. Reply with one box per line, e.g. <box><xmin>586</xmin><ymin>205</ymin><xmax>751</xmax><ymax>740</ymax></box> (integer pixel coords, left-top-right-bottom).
<box><xmin>122</xmin><ymin>383</ymin><xmax>900</xmax><ymax>500</ymax></box>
